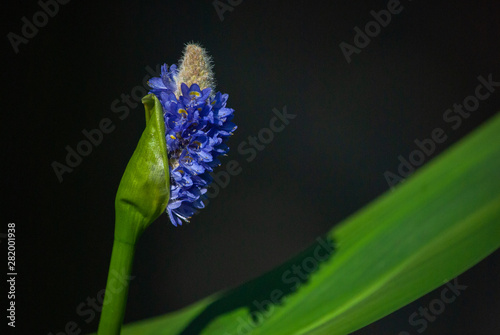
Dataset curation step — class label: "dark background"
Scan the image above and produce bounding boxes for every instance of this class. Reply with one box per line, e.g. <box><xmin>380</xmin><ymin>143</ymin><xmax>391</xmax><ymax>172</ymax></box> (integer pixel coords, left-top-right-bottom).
<box><xmin>3</xmin><ymin>0</ymin><xmax>500</xmax><ymax>334</ymax></box>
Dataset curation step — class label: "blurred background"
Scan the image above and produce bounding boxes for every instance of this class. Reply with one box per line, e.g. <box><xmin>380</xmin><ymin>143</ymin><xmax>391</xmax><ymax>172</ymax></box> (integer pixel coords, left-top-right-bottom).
<box><xmin>3</xmin><ymin>0</ymin><xmax>500</xmax><ymax>334</ymax></box>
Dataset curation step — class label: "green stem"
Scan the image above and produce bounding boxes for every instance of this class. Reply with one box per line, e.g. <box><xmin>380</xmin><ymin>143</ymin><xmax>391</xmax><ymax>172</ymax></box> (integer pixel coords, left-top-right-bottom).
<box><xmin>97</xmin><ymin>238</ymin><xmax>136</xmax><ymax>335</ymax></box>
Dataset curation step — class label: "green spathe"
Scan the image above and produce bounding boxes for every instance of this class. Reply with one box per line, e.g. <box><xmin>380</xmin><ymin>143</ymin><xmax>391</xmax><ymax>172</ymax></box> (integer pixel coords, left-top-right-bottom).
<box><xmin>97</xmin><ymin>94</ymin><xmax>170</xmax><ymax>335</ymax></box>
<box><xmin>115</xmin><ymin>93</ymin><xmax>170</xmax><ymax>245</ymax></box>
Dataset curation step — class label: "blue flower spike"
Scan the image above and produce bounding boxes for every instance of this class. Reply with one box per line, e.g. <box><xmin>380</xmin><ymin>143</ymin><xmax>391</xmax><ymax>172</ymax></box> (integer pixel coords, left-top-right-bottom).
<box><xmin>148</xmin><ymin>43</ymin><xmax>237</xmax><ymax>226</ymax></box>
<box><xmin>97</xmin><ymin>44</ymin><xmax>236</xmax><ymax>335</ymax></box>
<box><xmin>98</xmin><ymin>44</ymin><xmax>235</xmax><ymax>335</ymax></box>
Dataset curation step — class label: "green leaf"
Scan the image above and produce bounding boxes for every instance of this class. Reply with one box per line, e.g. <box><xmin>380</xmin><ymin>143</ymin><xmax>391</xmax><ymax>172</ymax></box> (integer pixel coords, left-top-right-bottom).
<box><xmin>116</xmin><ymin>112</ymin><xmax>500</xmax><ymax>335</ymax></box>
<box><xmin>114</xmin><ymin>94</ymin><xmax>170</xmax><ymax>244</ymax></box>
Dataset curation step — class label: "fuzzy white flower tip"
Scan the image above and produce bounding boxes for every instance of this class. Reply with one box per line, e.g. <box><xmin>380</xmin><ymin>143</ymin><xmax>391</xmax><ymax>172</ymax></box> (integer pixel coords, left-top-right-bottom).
<box><xmin>176</xmin><ymin>43</ymin><xmax>215</xmax><ymax>97</ymax></box>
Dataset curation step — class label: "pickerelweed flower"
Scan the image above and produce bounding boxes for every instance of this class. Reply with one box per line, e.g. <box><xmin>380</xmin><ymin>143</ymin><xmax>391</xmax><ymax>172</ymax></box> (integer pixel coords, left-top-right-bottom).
<box><xmin>148</xmin><ymin>44</ymin><xmax>236</xmax><ymax>226</ymax></box>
